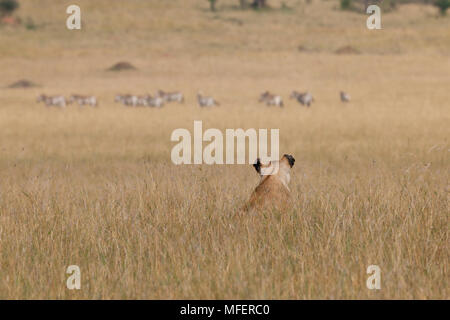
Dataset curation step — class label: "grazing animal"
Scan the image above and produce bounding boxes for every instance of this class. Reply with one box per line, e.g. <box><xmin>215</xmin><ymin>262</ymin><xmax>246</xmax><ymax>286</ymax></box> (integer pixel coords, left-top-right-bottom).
<box><xmin>197</xmin><ymin>93</ymin><xmax>219</xmax><ymax>107</ymax></box>
<box><xmin>116</xmin><ymin>95</ymin><xmax>139</xmax><ymax>107</ymax></box>
<box><xmin>115</xmin><ymin>94</ymin><xmax>164</xmax><ymax>108</ymax></box>
<box><xmin>137</xmin><ymin>95</ymin><xmax>152</xmax><ymax>107</ymax></box>
<box><xmin>37</xmin><ymin>94</ymin><xmax>66</xmax><ymax>108</ymax></box>
<box><xmin>157</xmin><ymin>90</ymin><xmax>184</xmax><ymax>103</ymax></box>
<box><xmin>114</xmin><ymin>94</ymin><xmax>127</xmax><ymax>104</ymax></box>
<box><xmin>148</xmin><ymin>96</ymin><xmax>165</xmax><ymax>108</ymax></box>
<box><xmin>127</xmin><ymin>95</ymin><xmax>139</xmax><ymax>107</ymax></box>
<box><xmin>290</xmin><ymin>91</ymin><xmax>313</xmax><ymax>107</ymax></box>
<box><xmin>69</xmin><ymin>95</ymin><xmax>98</xmax><ymax>107</ymax></box>
<box><xmin>115</xmin><ymin>94</ymin><xmax>134</xmax><ymax>106</ymax></box>
<box><xmin>340</xmin><ymin>91</ymin><xmax>351</xmax><ymax>103</ymax></box>
<box><xmin>243</xmin><ymin>154</ymin><xmax>295</xmax><ymax>214</ymax></box>
<box><xmin>259</xmin><ymin>91</ymin><xmax>283</xmax><ymax>107</ymax></box>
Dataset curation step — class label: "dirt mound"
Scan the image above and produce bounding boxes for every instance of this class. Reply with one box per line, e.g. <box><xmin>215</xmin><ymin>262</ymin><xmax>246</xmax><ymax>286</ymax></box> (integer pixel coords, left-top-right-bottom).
<box><xmin>107</xmin><ymin>61</ymin><xmax>137</xmax><ymax>71</ymax></box>
<box><xmin>335</xmin><ymin>46</ymin><xmax>360</xmax><ymax>55</ymax></box>
<box><xmin>7</xmin><ymin>79</ymin><xmax>39</xmax><ymax>88</ymax></box>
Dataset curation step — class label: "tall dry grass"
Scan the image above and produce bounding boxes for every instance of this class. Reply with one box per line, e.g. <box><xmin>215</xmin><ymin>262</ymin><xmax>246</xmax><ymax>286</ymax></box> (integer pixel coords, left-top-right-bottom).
<box><xmin>0</xmin><ymin>0</ymin><xmax>448</xmax><ymax>299</ymax></box>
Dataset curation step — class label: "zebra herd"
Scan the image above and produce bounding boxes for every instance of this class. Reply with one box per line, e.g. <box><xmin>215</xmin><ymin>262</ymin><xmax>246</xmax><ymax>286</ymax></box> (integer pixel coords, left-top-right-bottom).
<box><xmin>114</xmin><ymin>91</ymin><xmax>220</xmax><ymax>108</ymax></box>
<box><xmin>115</xmin><ymin>90</ymin><xmax>184</xmax><ymax>107</ymax></box>
<box><xmin>37</xmin><ymin>94</ymin><xmax>97</xmax><ymax>108</ymax></box>
<box><xmin>36</xmin><ymin>90</ymin><xmax>350</xmax><ymax>108</ymax></box>
<box><xmin>259</xmin><ymin>90</ymin><xmax>350</xmax><ymax>107</ymax></box>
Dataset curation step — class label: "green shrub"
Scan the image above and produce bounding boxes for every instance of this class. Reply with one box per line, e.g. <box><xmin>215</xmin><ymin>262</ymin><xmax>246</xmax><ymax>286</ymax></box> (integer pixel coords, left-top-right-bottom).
<box><xmin>208</xmin><ymin>0</ymin><xmax>218</xmax><ymax>11</ymax></box>
<box><xmin>0</xmin><ymin>0</ymin><xmax>19</xmax><ymax>16</ymax></box>
<box><xmin>340</xmin><ymin>0</ymin><xmax>352</xmax><ymax>10</ymax></box>
<box><xmin>434</xmin><ymin>0</ymin><xmax>450</xmax><ymax>15</ymax></box>
<box><xmin>25</xmin><ymin>17</ymin><xmax>37</xmax><ymax>30</ymax></box>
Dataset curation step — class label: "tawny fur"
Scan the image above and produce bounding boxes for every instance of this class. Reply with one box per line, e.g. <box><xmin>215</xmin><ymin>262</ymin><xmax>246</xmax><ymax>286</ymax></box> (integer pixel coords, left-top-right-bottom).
<box><xmin>243</xmin><ymin>154</ymin><xmax>295</xmax><ymax>214</ymax></box>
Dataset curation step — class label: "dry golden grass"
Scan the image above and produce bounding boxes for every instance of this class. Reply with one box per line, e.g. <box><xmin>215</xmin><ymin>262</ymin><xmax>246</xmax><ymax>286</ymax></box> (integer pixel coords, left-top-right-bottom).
<box><xmin>0</xmin><ymin>0</ymin><xmax>448</xmax><ymax>299</ymax></box>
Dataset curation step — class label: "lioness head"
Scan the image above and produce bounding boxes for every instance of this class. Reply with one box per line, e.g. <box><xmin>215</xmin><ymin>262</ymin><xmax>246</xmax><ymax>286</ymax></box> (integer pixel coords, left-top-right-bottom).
<box><xmin>253</xmin><ymin>154</ymin><xmax>295</xmax><ymax>177</ymax></box>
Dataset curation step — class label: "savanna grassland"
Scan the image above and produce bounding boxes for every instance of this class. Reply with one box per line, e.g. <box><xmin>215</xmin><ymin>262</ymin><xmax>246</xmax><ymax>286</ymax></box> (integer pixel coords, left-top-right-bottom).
<box><xmin>0</xmin><ymin>0</ymin><xmax>448</xmax><ymax>299</ymax></box>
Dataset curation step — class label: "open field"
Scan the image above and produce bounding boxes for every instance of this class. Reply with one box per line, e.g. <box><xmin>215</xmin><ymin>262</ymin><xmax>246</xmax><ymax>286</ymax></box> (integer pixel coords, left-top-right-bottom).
<box><xmin>0</xmin><ymin>0</ymin><xmax>448</xmax><ymax>299</ymax></box>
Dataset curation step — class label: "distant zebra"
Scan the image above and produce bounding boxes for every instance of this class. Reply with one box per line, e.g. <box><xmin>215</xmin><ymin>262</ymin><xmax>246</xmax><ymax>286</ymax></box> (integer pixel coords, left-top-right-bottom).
<box><xmin>197</xmin><ymin>93</ymin><xmax>219</xmax><ymax>107</ymax></box>
<box><xmin>290</xmin><ymin>91</ymin><xmax>313</xmax><ymax>107</ymax></box>
<box><xmin>340</xmin><ymin>91</ymin><xmax>351</xmax><ymax>103</ymax></box>
<box><xmin>114</xmin><ymin>94</ymin><xmax>129</xmax><ymax>105</ymax></box>
<box><xmin>115</xmin><ymin>94</ymin><xmax>164</xmax><ymax>108</ymax></box>
<box><xmin>137</xmin><ymin>95</ymin><xmax>152</xmax><ymax>107</ymax></box>
<box><xmin>157</xmin><ymin>90</ymin><xmax>184</xmax><ymax>103</ymax></box>
<box><xmin>37</xmin><ymin>94</ymin><xmax>66</xmax><ymax>108</ymax></box>
<box><xmin>69</xmin><ymin>94</ymin><xmax>98</xmax><ymax>107</ymax></box>
<box><xmin>114</xmin><ymin>94</ymin><xmax>126</xmax><ymax>104</ymax></box>
<box><xmin>259</xmin><ymin>91</ymin><xmax>283</xmax><ymax>107</ymax></box>
<box><xmin>115</xmin><ymin>94</ymin><xmax>138</xmax><ymax>107</ymax></box>
<box><xmin>148</xmin><ymin>96</ymin><xmax>165</xmax><ymax>108</ymax></box>
<box><xmin>126</xmin><ymin>95</ymin><xmax>139</xmax><ymax>107</ymax></box>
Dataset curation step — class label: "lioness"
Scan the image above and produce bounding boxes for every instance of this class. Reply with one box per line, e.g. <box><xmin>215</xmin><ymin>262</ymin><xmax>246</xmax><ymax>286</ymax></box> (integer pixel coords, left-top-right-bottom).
<box><xmin>244</xmin><ymin>154</ymin><xmax>295</xmax><ymax>213</ymax></box>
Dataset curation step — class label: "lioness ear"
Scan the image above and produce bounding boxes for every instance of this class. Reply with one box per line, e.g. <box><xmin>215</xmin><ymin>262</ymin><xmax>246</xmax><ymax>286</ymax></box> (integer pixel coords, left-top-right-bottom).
<box><xmin>283</xmin><ymin>154</ymin><xmax>295</xmax><ymax>168</ymax></box>
<box><xmin>253</xmin><ymin>158</ymin><xmax>261</xmax><ymax>174</ymax></box>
